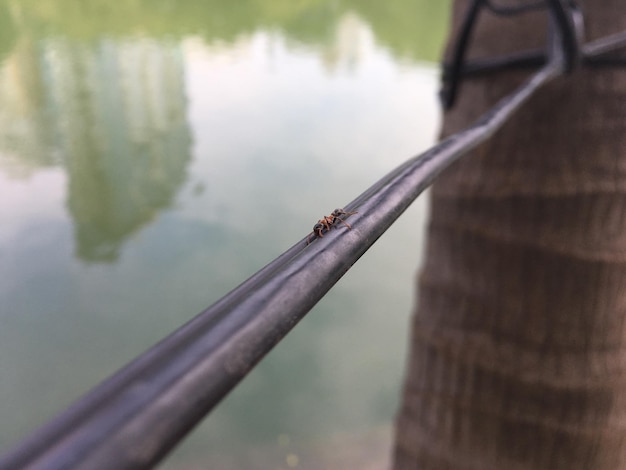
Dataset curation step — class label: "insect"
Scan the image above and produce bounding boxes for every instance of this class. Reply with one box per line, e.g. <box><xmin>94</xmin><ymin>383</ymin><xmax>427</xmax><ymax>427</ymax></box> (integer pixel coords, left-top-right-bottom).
<box><xmin>307</xmin><ymin>208</ymin><xmax>358</xmax><ymax>244</ymax></box>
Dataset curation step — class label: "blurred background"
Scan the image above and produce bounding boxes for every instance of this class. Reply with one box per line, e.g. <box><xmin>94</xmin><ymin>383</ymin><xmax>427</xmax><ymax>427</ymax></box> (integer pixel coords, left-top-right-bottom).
<box><xmin>0</xmin><ymin>1</ymin><xmax>450</xmax><ymax>468</ymax></box>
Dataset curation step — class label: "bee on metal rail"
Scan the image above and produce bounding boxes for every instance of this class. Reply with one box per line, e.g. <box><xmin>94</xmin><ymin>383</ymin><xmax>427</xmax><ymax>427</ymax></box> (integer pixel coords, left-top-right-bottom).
<box><xmin>307</xmin><ymin>208</ymin><xmax>358</xmax><ymax>244</ymax></box>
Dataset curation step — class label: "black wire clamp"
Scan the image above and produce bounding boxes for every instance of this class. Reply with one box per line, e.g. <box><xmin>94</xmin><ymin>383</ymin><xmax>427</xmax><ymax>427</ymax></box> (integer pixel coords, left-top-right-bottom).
<box><xmin>441</xmin><ymin>0</ymin><xmax>594</xmax><ymax>109</ymax></box>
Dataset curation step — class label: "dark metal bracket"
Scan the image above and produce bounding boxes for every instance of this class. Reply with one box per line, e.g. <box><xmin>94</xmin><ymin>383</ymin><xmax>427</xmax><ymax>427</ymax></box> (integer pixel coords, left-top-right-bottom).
<box><xmin>440</xmin><ymin>0</ymin><xmax>612</xmax><ymax>109</ymax></box>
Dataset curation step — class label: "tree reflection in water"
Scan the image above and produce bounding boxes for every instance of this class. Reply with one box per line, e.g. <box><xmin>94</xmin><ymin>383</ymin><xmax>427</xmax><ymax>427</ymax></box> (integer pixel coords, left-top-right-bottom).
<box><xmin>0</xmin><ymin>1</ymin><xmax>449</xmax><ymax>467</ymax></box>
<box><xmin>0</xmin><ymin>0</ymin><xmax>447</xmax><ymax>262</ymax></box>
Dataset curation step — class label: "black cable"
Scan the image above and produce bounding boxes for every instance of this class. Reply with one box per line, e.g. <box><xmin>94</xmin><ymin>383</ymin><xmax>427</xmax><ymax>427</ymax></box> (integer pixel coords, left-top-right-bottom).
<box><xmin>442</xmin><ymin>48</ymin><xmax>546</xmax><ymax>80</ymax></box>
<box><xmin>441</xmin><ymin>0</ymin><xmax>614</xmax><ymax>108</ymax></box>
<box><xmin>583</xmin><ymin>30</ymin><xmax>626</xmax><ymax>57</ymax></box>
<box><xmin>484</xmin><ymin>0</ymin><xmax>547</xmax><ymax>16</ymax></box>
<box><xmin>443</xmin><ymin>49</ymin><xmax>626</xmax><ymax>82</ymax></box>
<box><xmin>440</xmin><ymin>0</ymin><xmax>483</xmax><ymax>109</ymax></box>
<box><xmin>441</xmin><ymin>0</ymin><xmax>579</xmax><ymax>109</ymax></box>
<box><xmin>0</xmin><ymin>29</ymin><xmax>565</xmax><ymax>470</ymax></box>
<box><xmin>442</xmin><ymin>15</ymin><xmax>626</xmax><ymax>82</ymax></box>
<box><xmin>546</xmin><ymin>0</ymin><xmax>581</xmax><ymax>71</ymax></box>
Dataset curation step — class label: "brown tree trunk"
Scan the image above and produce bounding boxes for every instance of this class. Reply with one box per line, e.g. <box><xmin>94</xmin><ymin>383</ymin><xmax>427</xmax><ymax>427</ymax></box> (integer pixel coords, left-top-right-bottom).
<box><xmin>394</xmin><ymin>1</ymin><xmax>626</xmax><ymax>469</ymax></box>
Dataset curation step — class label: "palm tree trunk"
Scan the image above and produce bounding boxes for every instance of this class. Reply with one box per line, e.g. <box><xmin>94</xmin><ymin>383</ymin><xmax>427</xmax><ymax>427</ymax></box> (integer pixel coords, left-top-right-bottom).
<box><xmin>394</xmin><ymin>1</ymin><xmax>626</xmax><ymax>468</ymax></box>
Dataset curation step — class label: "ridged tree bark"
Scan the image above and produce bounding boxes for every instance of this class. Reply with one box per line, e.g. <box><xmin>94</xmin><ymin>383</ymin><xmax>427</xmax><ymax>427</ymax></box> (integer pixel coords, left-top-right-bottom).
<box><xmin>394</xmin><ymin>1</ymin><xmax>626</xmax><ymax>469</ymax></box>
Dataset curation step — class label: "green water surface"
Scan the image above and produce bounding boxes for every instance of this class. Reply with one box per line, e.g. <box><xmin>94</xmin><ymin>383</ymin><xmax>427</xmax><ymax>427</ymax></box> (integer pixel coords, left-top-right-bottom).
<box><xmin>0</xmin><ymin>1</ymin><xmax>450</xmax><ymax>468</ymax></box>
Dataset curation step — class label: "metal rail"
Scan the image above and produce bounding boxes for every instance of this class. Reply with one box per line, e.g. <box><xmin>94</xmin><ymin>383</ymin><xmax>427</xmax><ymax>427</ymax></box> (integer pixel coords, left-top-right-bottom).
<box><xmin>0</xmin><ymin>2</ymin><xmax>616</xmax><ymax>469</ymax></box>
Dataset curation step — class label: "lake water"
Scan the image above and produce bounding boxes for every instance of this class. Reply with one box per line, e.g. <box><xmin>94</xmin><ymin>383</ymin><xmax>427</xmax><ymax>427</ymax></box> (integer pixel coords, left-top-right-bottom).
<box><xmin>0</xmin><ymin>1</ymin><xmax>449</xmax><ymax>468</ymax></box>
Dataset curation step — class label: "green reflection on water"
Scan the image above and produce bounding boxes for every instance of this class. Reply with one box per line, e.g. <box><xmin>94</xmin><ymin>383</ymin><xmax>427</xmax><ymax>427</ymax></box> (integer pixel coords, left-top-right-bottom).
<box><xmin>1</xmin><ymin>0</ymin><xmax>449</xmax><ymax>60</ymax></box>
<box><xmin>0</xmin><ymin>0</ymin><xmax>450</xmax><ymax>467</ymax></box>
